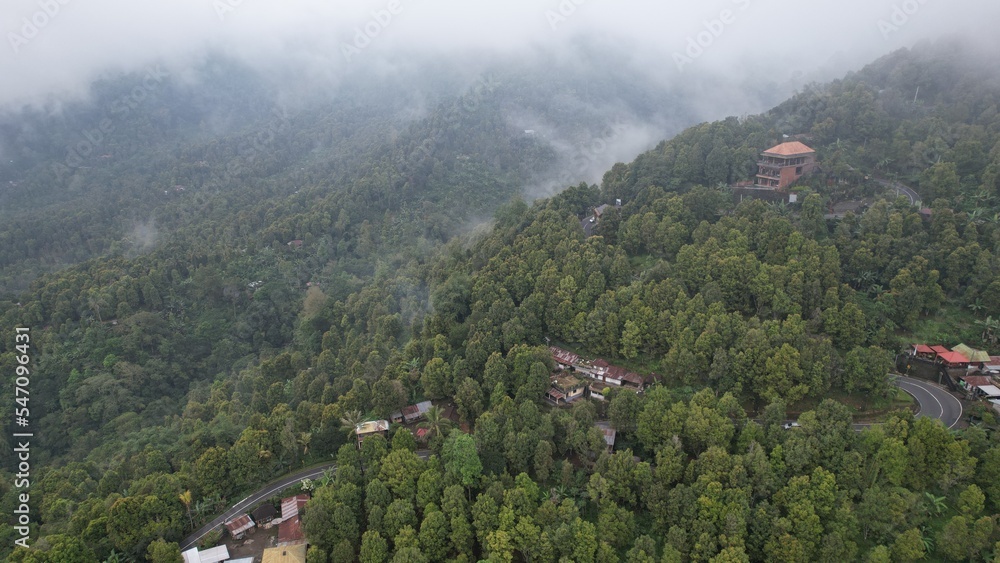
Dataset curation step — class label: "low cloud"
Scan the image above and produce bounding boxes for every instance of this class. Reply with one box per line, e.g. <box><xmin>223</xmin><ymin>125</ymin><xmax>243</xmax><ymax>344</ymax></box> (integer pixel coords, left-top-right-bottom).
<box><xmin>3</xmin><ymin>0</ymin><xmax>999</xmax><ymax>111</ymax></box>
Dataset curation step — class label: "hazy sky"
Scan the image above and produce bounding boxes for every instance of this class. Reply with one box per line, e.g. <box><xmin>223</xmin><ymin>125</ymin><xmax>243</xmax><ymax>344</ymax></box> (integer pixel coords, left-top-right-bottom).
<box><xmin>2</xmin><ymin>0</ymin><xmax>997</xmax><ymax>109</ymax></box>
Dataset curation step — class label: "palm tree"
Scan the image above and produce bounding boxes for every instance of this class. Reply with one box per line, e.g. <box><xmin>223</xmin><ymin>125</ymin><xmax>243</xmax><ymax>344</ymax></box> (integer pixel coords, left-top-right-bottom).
<box><xmin>319</xmin><ymin>468</ymin><xmax>335</xmax><ymax>488</ymax></box>
<box><xmin>179</xmin><ymin>490</ymin><xmax>195</xmax><ymax>530</ymax></box>
<box><xmin>971</xmin><ymin>189</ymin><xmax>994</xmax><ymax>207</ymax></box>
<box><xmin>919</xmin><ymin>526</ymin><xmax>935</xmax><ymax>554</ymax></box>
<box><xmin>975</xmin><ymin>316</ymin><xmax>1000</xmax><ymax>346</ymax></box>
<box><xmin>417</xmin><ymin>406</ymin><xmax>454</xmax><ymax>441</ymax></box>
<box><xmin>298</xmin><ymin>431</ymin><xmax>312</xmax><ymax>459</ymax></box>
<box><xmin>852</xmin><ymin>270</ymin><xmax>876</xmax><ymax>290</ymax></box>
<box><xmin>193</xmin><ymin>499</ymin><xmax>209</xmax><ymax>525</ymax></box>
<box><xmin>339</xmin><ymin>409</ymin><xmax>365</xmax><ymax>439</ymax></box>
<box><xmin>923</xmin><ymin>492</ymin><xmax>947</xmax><ymax>516</ymax></box>
<box><xmin>550</xmin><ymin>485</ymin><xmax>572</xmax><ymax>503</ymax></box>
<box><xmin>968</xmin><ymin>298</ymin><xmax>986</xmax><ymax>314</ymax></box>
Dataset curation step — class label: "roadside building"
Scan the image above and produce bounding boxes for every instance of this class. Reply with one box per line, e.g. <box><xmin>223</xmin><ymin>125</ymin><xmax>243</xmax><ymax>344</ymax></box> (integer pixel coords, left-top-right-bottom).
<box><xmin>937</xmin><ymin>351</ymin><xmax>970</xmax><ymax>369</ymax></box>
<box><xmin>263</xmin><ymin>545</ymin><xmax>308</xmax><ymax>563</ymax></box>
<box><xmin>390</xmin><ymin>401</ymin><xmax>433</xmax><ymax>424</ymax></box>
<box><xmin>355</xmin><ymin>420</ymin><xmax>390</xmax><ymax>447</ymax></box>
<box><xmin>281</xmin><ymin>494</ymin><xmax>309</xmax><ymax>521</ymax></box>
<box><xmin>181</xmin><ymin>546</ymin><xmax>230</xmax><ymax>563</ymax></box>
<box><xmin>273</xmin><ymin>493</ymin><xmax>310</xmax><ymax>547</ymax></box>
<box><xmin>252</xmin><ymin>503</ymin><xmax>278</xmax><ymax>527</ymax></box>
<box><xmin>224</xmin><ymin>514</ymin><xmax>254</xmax><ymax>540</ymax></box>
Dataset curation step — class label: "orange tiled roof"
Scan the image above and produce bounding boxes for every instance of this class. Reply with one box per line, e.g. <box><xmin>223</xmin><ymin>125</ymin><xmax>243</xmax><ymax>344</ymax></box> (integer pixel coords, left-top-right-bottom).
<box><xmin>762</xmin><ymin>141</ymin><xmax>815</xmax><ymax>156</ymax></box>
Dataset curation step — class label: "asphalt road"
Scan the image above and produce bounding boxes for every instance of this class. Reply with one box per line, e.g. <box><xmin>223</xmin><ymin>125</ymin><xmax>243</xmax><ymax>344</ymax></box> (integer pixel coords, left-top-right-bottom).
<box><xmin>875</xmin><ymin>178</ymin><xmax>921</xmax><ymax>206</ymax></box>
<box><xmin>186</xmin><ymin>376</ymin><xmax>959</xmax><ymax>550</ymax></box>
<box><xmin>179</xmin><ymin>462</ymin><xmax>337</xmax><ymax>550</ymax></box>
<box><xmin>180</xmin><ymin>450</ymin><xmax>430</xmax><ymax>551</ymax></box>
<box><xmin>894</xmin><ymin>375</ymin><xmax>964</xmax><ymax>429</ymax></box>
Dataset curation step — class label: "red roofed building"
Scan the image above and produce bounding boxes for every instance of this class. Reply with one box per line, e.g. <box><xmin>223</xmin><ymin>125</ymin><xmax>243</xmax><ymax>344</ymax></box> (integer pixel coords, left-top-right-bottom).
<box><xmin>937</xmin><ymin>351</ymin><xmax>970</xmax><ymax>368</ymax></box>
<box><xmin>961</xmin><ymin>375</ymin><xmax>994</xmax><ymax>389</ymax></box>
<box><xmin>281</xmin><ymin>494</ymin><xmax>310</xmax><ymax>521</ymax></box>
<box><xmin>550</xmin><ymin>346</ymin><xmax>580</xmax><ymax>368</ymax></box>
<box><xmin>911</xmin><ymin>344</ymin><xmax>934</xmax><ymax>356</ymax></box>
<box><xmin>929</xmin><ymin>345</ymin><xmax>950</xmax><ymax>355</ymax></box>
<box><xmin>755</xmin><ymin>142</ymin><xmax>817</xmax><ymax>189</ymax></box>
<box><xmin>224</xmin><ymin>514</ymin><xmax>255</xmax><ymax>540</ymax></box>
<box><xmin>278</xmin><ymin>515</ymin><xmax>305</xmax><ymax>546</ymax></box>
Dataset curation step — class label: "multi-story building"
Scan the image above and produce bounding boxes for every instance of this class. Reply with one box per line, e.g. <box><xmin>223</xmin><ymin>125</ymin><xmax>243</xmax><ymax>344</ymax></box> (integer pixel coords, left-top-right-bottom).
<box><xmin>755</xmin><ymin>141</ymin><xmax>817</xmax><ymax>189</ymax></box>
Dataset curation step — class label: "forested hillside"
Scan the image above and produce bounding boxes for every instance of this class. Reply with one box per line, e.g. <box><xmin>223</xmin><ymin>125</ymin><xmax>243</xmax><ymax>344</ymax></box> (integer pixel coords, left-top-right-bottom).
<box><xmin>3</xmin><ymin>39</ymin><xmax>1000</xmax><ymax>562</ymax></box>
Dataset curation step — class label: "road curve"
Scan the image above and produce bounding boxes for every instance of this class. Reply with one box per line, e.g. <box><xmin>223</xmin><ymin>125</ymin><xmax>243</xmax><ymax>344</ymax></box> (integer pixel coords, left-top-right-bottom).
<box><xmin>894</xmin><ymin>375</ymin><xmax>963</xmax><ymax>429</ymax></box>
<box><xmin>180</xmin><ymin>462</ymin><xmax>337</xmax><ymax>550</ymax></box>
<box><xmin>180</xmin><ymin>450</ymin><xmax>431</xmax><ymax>550</ymax></box>
<box><xmin>875</xmin><ymin>178</ymin><xmax>921</xmax><ymax>206</ymax></box>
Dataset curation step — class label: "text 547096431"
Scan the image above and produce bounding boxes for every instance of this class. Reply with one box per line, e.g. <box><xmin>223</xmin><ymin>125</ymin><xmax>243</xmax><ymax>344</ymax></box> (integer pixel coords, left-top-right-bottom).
<box><xmin>12</xmin><ymin>327</ymin><xmax>32</xmax><ymax>549</ymax></box>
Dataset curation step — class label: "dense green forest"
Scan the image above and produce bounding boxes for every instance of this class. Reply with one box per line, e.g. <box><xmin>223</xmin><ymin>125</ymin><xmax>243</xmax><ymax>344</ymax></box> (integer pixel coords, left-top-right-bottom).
<box><xmin>3</xmin><ymin>39</ymin><xmax>1000</xmax><ymax>562</ymax></box>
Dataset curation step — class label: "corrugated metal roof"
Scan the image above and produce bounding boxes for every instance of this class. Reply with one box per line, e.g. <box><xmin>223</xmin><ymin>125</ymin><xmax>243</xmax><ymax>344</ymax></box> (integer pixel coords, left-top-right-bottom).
<box><xmin>938</xmin><ymin>351</ymin><xmax>970</xmax><ymax>364</ymax></box>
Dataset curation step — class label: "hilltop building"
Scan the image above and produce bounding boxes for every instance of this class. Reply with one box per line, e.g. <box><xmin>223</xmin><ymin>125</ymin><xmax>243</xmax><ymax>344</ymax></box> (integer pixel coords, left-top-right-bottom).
<box><xmin>755</xmin><ymin>141</ymin><xmax>817</xmax><ymax>190</ymax></box>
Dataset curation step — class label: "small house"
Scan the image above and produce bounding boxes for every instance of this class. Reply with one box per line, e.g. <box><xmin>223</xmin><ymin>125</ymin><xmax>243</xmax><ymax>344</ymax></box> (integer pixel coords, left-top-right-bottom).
<box><xmin>355</xmin><ymin>420</ymin><xmax>390</xmax><ymax>446</ymax></box>
<box><xmin>263</xmin><ymin>545</ymin><xmax>308</xmax><ymax>563</ymax></box>
<box><xmin>224</xmin><ymin>514</ymin><xmax>255</xmax><ymax>540</ymax></box>
<box><xmin>281</xmin><ymin>494</ymin><xmax>309</xmax><ymax>521</ymax></box>
<box><xmin>550</xmin><ymin>346</ymin><xmax>580</xmax><ymax>369</ymax></box>
<box><xmin>390</xmin><ymin>401</ymin><xmax>433</xmax><ymax>424</ymax></box>
<box><xmin>546</xmin><ymin>373</ymin><xmax>586</xmax><ymax>405</ymax></box>
<box><xmin>974</xmin><ymin>385</ymin><xmax>1000</xmax><ymax>400</ymax></box>
<box><xmin>929</xmin><ymin>345</ymin><xmax>950</xmax><ymax>357</ymax></box>
<box><xmin>252</xmin><ymin>503</ymin><xmax>278</xmax><ymax>526</ymax></box>
<box><xmin>278</xmin><ymin>514</ymin><xmax>306</xmax><ymax>546</ymax></box>
<box><xmin>595</xmin><ymin>421</ymin><xmax>616</xmax><ymax>453</ymax></box>
<box><xmin>986</xmin><ymin>356</ymin><xmax>1000</xmax><ymax>373</ymax></box>
<box><xmin>954</xmin><ymin>343</ymin><xmax>991</xmax><ymax>365</ymax></box>
<box><xmin>937</xmin><ymin>351</ymin><xmax>970</xmax><ymax>369</ymax></box>
<box><xmin>182</xmin><ymin>545</ymin><xmax>231</xmax><ymax>563</ymax></box>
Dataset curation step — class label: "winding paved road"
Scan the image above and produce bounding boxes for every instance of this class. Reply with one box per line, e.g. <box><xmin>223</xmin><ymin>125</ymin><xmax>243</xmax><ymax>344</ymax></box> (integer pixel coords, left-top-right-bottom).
<box><xmin>180</xmin><ymin>450</ymin><xmax>430</xmax><ymax>550</ymax></box>
<box><xmin>875</xmin><ymin>178</ymin><xmax>921</xmax><ymax>206</ymax></box>
<box><xmin>180</xmin><ymin>463</ymin><xmax>336</xmax><ymax>550</ymax></box>
<box><xmin>893</xmin><ymin>375</ymin><xmax>963</xmax><ymax>429</ymax></box>
<box><xmin>186</xmin><ymin>377</ymin><xmax>960</xmax><ymax>550</ymax></box>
